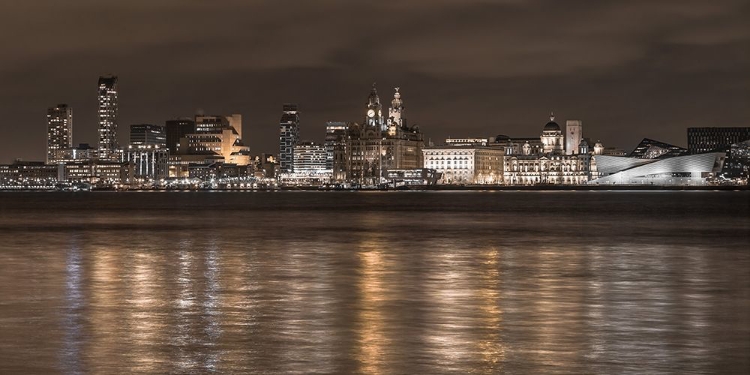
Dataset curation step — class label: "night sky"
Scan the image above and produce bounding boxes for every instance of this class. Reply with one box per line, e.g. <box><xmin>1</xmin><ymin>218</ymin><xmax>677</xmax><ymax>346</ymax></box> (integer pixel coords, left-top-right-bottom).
<box><xmin>1</xmin><ymin>0</ymin><xmax>748</xmax><ymax>163</ymax></box>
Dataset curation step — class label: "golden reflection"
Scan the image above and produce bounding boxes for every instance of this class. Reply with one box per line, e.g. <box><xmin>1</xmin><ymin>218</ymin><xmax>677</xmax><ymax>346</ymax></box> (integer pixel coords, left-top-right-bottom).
<box><xmin>356</xmin><ymin>242</ymin><xmax>390</xmax><ymax>375</ymax></box>
<box><xmin>127</xmin><ymin>250</ymin><xmax>164</xmax><ymax>372</ymax></box>
<box><xmin>476</xmin><ymin>248</ymin><xmax>505</xmax><ymax>373</ymax></box>
<box><xmin>89</xmin><ymin>246</ymin><xmax>125</xmax><ymax>368</ymax></box>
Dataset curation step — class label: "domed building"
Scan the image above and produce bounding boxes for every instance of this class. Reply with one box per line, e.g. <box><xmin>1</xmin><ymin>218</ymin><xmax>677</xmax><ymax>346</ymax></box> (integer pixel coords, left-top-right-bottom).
<box><xmin>541</xmin><ymin>113</ymin><xmax>564</xmax><ymax>154</ymax></box>
<box><xmin>501</xmin><ymin>112</ymin><xmax>598</xmax><ymax>185</ymax></box>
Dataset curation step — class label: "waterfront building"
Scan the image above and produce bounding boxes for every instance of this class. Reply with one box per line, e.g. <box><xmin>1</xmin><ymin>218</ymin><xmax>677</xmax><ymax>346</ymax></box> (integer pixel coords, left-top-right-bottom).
<box><xmin>726</xmin><ymin>140</ymin><xmax>750</xmax><ymax>179</ymax></box>
<box><xmin>165</xmin><ymin>118</ymin><xmax>195</xmax><ymax>154</ymax></box>
<box><xmin>97</xmin><ymin>75</ymin><xmax>119</xmax><ymax>160</ymax></box>
<box><xmin>498</xmin><ymin>115</ymin><xmax>596</xmax><ymax>185</ymax></box>
<box><xmin>346</xmin><ymin>85</ymin><xmax>424</xmax><ymax>185</ymax></box>
<box><xmin>177</xmin><ymin>114</ymin><xmax>250</xmax><ymax>166</ymax></box>
<box><xmin>130</xmin><ymin>124</ymin><xmax>167</xmax><ymax>148</ymax></box>
<box><xmin>628</xmin><ymin>138</ymin><xmax>688</xmax><ymax>159</ymax></box>
<box><xmin>687</xmin><ymin>127</ymin><xmax>750</xmax><ymax>154</ymax></box>
<box><xmin>196</xmin><ymin>114</ymin><xmax>242</xmax><ymax>139</ymax></box>
<box><xmin>325</xmin><ymin>121</ymin><xmax>348</xmax><ymax>181</ymax></box>
<box><xmin>279</xmin><ymin>104</ymin><xmax>300</xmax><ymax>173</ymax></box>
<box><xmin>565</xmin><ymin>120</ymin><xmax>582</xmax><ymax>155</ymax></box>
<box><xmin>46</xmin><ymin>104</ymin><xmax>73</xmax><ymax>164</ymax></box>
<box><xmin>122</xmin><ymin>146</ymin><xmax>169</xmax><ymax>181</ymax></box>
<box><xmin>541</xmin><ymin>114</ymin><xmax>565</xmax><ymax>154</ymax></box>
<box><xmin>0</xmin><ymin>161</ymin><xmax>58</xmax><ymax>187</ymax></box>
<box><xmin>53</xmin><ymin>143</ymin><xmax>97</xmax><ymax>163</ymax></box>
<box><xmin>591</xmin><ymin>152</ymin><xmax>726</xmax><ymax>185</ymax></box>
<box><xmin>423</xmin><ymin>146</ymin><xmax>504</xmax><ymax>184</ymax></box>
<box><xmin>60</xmin><ymin>160</ymin><xmax>133</xmax><ymax>185</ymax></box>
<box><xmin>293</xmin><ymin>141</ymin><xmax>328</xmax><ymax>174</ymax></box>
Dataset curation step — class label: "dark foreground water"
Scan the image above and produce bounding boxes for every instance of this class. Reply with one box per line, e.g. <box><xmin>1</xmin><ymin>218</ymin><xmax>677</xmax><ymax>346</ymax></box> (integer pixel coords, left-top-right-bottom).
<box><xmin>0</xmin><ymin>191</ymin><xmax>749</xmax><ymax>374</ymax></box>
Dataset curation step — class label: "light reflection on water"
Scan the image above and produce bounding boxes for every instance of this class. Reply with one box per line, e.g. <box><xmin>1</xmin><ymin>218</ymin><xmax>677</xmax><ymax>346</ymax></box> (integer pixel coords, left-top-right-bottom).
<box><xmin>0</xmin><ymin>191</ymin><xmax>749</xmax><ymax>374</ymax></box>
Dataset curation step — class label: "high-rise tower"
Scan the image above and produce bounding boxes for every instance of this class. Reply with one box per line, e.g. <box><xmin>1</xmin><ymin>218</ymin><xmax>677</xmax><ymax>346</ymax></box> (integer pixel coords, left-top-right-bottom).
<box><xmin>365</xmin><ymin>83</ymin><xmax>383</xmax><ymax>131</ymax></box>
<box><xmin>97</xmin><ymin>75</ymin><xmax>119</xmax><ymax>160</ymax></box>
<box><xmin>46</xmin><ymin>104</ymin><xmax>73</xmax><ymax>164</ymax></box>
<box><xmin>279</xmin><ymin>104</ymin><xmax>300</xmax><ymax>173</ymax></box>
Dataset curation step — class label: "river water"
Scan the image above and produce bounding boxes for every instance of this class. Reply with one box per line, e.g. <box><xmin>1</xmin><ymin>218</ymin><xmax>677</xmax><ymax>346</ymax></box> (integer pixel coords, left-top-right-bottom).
<box><xmin>0</xmin><ymin>191</ymin><xmax>749</xmax><ymax>374</ymax></box>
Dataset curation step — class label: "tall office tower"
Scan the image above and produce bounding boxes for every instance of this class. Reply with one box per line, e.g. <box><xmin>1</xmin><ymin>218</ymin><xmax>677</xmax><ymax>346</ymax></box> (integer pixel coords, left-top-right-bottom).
<box><xmin>165</xmin><ymin>118</ymin><xmax>195</xmax><ymax>154</ymax></box>
<box><xmin>325</xmin><ymin>121</ymin><xmax>348</xmax><ymax>181</ymax></box>
<box><xmin>97</xmin><ymin>75</ymin><xmax>119</xmax><ymax>160</ymax></box>
<box><xmin>565</xmin><ymin>120</ymin><xmax>583</xmax><ymax>155</ymax></box>
<box><xmin>687</xmin><ymin>127</ymin><xmax>750</xmax><ymax>154</ymax></box>
<box><xmin>129</xmin><ymin>124</ymin><xmax>167</xmax><ymax>147</ymax></box>
<box><xmin>279</xmin><ymin>104</ymin><xmax>300</xmax><ymax>173</ymax></box>
<box><xmin>46</xmin><ymin>104</ymin><xmax>73</xmax><ymax>164</ymax></box>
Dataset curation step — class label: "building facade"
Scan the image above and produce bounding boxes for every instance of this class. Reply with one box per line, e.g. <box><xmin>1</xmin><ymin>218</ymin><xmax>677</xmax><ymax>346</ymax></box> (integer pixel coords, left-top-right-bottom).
<box><xmin>97</xmin><ymin>75</ymin><xmax>119</xmax><ymax>160</ymax></box>
<box><xmin>687</xmin><ymin>127</ymin><xmax>750</xmax><ymax>154</ymax></box>
<box><xmin>591</xmin><ymin>152</ymin><xmax>726</xmax><ymax>185</ymax></box>
<box><xmin>500</xmin><ymin>115</ymin><xmax>597</xmax><ymax>185</ymax></box>
<box><xmin>325</xmin><ymin>121</ymin><xmax>348</xmax><ymax>182</ymax></box>
<box><xmin>423</xmin><ymin>146</ymin><xmax>504</xmax><ymax>184</ymax></box>
<box><xmin>279</xmin><ymin>104</ymin><xmax>300</xmax><ymax>173</ymax></box>
<box><xmin>47</xmin><ymin>104</ymin><xmax>73</xmax><ymax>164</ymax></box>
<box><xmin>130</xmin><ymin>124</ymin><xmax>167</xmax><ymax>148</ymax></box>
<box><xmin>565</xmin><ymin>120</ymin><xmax>582</xmax><ymax>155</ymax></box>
<box><xmin>346</xmin><ymin>86</ymin><xmax>424</xmax><ymax>185</ymax></box>
<box><xmin>165</xmin><ymin>118</ymin><xmax>195</xmax><ymax>154</ymax></box>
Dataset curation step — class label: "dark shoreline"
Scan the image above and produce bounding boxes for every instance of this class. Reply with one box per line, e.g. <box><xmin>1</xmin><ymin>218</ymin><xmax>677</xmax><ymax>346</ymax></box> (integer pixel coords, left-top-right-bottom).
<box><xmin>2</xmin><ymin>185</ymin><xmax>748</xmax><ymax>192</ymax></box>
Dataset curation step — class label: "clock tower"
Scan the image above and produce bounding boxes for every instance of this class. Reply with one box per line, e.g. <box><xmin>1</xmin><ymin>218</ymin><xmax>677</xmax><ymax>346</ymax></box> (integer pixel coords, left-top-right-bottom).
<box><xmin>365</xmin><ymin>83</ymin><xmax>383</xmax><ymax>130</ymax></box>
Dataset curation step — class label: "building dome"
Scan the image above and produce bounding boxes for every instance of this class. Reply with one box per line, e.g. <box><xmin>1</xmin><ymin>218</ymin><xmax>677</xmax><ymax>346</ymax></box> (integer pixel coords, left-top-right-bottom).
<box><xmin>544</xmin><ymin>121</ymin><xmax>560</xmax><ymax>131</ymax></box>
<box><xmin>544</xmin><ymin>113</ymin><xmax>560</xmax><ymax>131</ymax></box>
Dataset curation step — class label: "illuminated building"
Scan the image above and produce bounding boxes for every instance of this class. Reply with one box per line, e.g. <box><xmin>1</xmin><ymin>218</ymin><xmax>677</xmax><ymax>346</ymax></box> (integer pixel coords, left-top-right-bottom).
<box><xmin>325</xmin><ymin>121</ymin><xmax>348</xmax><ymax>182</ymax></box>
<box><xmin>423</xmin><ymin>146</ymin><xmax>504</xmax><ymax>184</ymax></box>
<box><xmin>293</xmin><ymin>141</ymin><xmax>328</xmax><ymax>174</ymax></box>
<box><xmin>165</xmin><ymin>118</ymin><xmax>195</xmax><ymax>154</ymax></box>
<box><xmin>540</xmin><ymin>113</ymin><xmax>564</xmax><ymax>154</ymax></box>
<box><xmin>54</xmin><ymin>143</ymin><xmax>97</xmax><ymax>163</ymax></box>
<box><xmin>628</xmin><ymin>138</ymin><xmax>688</xmax><ymax>159</ymax></box>
<box><xmin>726</xmin><ymin>140</ymin><xmax>750</xmax><ymax>179</ymax></box>
<box><xmin>499</xmin><ymin>114</ymin><xmax>597</xmax><ymax>185</ymax></box>
<box><xmin>346</xmin><ymin>85</ymin><xmax>424</xmax><ymax>184</ymax></box>
<box><xmin>279</xmin><ymin>104</ymin><xmax>300</xmax><ymax>173</ymax></box>
<box><xmin>687</xmin><ymin>127</ymin><xmax>750</xmax><ymax>154</ymax></box>
<box><xmin>591</xmin><ymin>152</ymin><xmax>726</xmax><ymax>185</ymax></box>
<box><xmin>130</xmin><ymin>124</ymin><xmax>166</xmax><ymax>148</ymax></box>
<box><xmin>46</xmin><ymin>104</ymin><xmax>73</xmax><ymax>164</ymax></box>
<box><xmin>97</xmin><ymin>75</ymin><xmax>119</xmax><ymax>160</ymax></box>
<box><xmin>278</xmin><ymin>142</ymin><xmax>331</xmax><ymax>186</ymax></box>
<box><xmin>687</xmin><ymin>127</ymin><xmax>750</xmax><ymax>178</ymax></box>
<box><xmin>122</xmin><ymin>146</ymin><xmax>168</xmax><ymax>181</ymax></box>
<box><xmin>177</xmin><ymin>114</ymin><xmax>250</xmax><ymax>166</ymax></box>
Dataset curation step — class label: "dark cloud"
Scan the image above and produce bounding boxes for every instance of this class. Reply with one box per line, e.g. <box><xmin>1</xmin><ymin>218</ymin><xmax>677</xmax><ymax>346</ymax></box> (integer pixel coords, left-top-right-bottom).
<box><xmin>1</xmin><ymin>0</ymin><xmax>748</xmax><ymax>162</ymax></box>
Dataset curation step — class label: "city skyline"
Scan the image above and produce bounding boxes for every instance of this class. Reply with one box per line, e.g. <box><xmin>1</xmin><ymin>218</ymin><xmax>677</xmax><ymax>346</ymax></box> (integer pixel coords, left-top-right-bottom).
<box><xmin>1</xmin><ymin>0</ymin><xmax>748</xmax><ymax>163</ymax></box>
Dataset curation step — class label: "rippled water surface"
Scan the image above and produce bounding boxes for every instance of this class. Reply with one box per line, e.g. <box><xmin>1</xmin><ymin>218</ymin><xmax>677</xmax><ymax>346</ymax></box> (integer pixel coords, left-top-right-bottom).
<box><xmin>1</xmin><ymin>191</ymin><xmax>749</xmax><ymax>374</ymax></box>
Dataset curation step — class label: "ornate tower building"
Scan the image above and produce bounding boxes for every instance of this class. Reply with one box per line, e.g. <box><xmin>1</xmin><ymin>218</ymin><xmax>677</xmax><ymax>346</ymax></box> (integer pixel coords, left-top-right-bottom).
<box><xmin>365</xmin><ymin>83</ymin><xmax>384</xmax><ymax>131</ymax></box>
<box><xmin>387</xmin><ymin>87</ymin><xmax>405</xmax><ymax>135</ymax></box>
<box><xmin>541</xmin><ymin>113</ymin><xmax>564</xmax><ymax>154</ymax></box>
